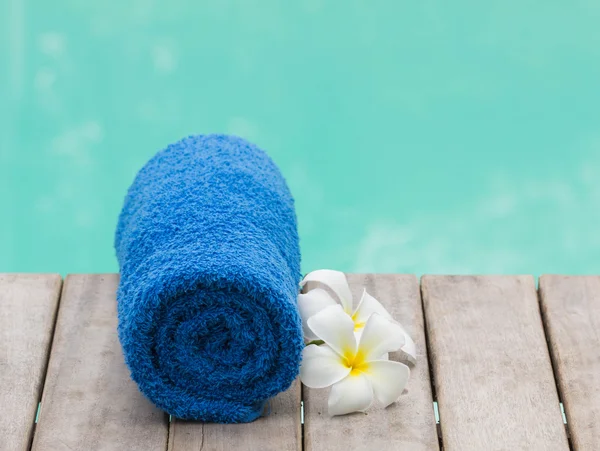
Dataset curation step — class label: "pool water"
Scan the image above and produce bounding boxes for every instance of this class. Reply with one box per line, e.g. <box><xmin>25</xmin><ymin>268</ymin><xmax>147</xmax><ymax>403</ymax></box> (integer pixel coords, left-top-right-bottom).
<box><xmin>2</xmin><ymin>1</ymin><xmax>600</xmax><ymax>275</ymax></box>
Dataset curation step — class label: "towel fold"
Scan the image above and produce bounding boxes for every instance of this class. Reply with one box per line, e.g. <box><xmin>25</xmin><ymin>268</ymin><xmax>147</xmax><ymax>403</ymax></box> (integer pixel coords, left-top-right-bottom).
<box><xmin>114</xmin><ymin>134</ymin><xmax>303</xmax><ymax>423</ymax></box>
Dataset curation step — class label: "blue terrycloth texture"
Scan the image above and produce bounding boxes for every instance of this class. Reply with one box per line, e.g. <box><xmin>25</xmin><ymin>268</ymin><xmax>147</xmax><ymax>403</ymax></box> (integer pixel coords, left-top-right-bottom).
<box><xmin>114</xmin><ymin>134</ymin><xmax>303</xmax><ymax>423</ymax></box>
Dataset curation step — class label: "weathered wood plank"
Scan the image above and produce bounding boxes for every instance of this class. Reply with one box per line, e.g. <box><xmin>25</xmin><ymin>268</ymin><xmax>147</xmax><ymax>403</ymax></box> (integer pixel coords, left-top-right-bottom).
<box><xmin>0</xmin><ymin>274</ymin><xmax>62</xmax><ymax>451</ymax></box>
<box><xmin>32</xmin><ymin>274</ymin><xmax>168</xmax><ymax>451</ymax></box>
<box><xmin>303</xmin><ymin>274</ymin><xmax>439</xmax><ymax>451</ymax></box>
<box><xmin>422</xmin><ymin>275</ymin><xmax>568</xmax><ymax>451</ymax></box>
<box><xmin>168</xmin><ymin>379</ymin><xmax>301</xmax><ymax>451</ymax></box>
<box><xmin>539</xmin><ymin>275</ymin><xmax>600</xmax><ymax>449</ymax></box>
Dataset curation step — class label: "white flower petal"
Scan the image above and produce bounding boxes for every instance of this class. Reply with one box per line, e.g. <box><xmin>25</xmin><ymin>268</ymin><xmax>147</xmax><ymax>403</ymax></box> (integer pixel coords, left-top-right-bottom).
<box><xmin>359</xmin><ymin>313</ymin><xmax>406</xmax><ymax>361</ymax></box>
<box><xmin>395</xmin><ymin>321</ymin><xmax>417</xmax><ymax>364</ymax></box>
<box><xmin>328</xmin><ymin>373</ymin><xmax>373</xmax><ymax>416</ymax></box>
<box><xmin>298</xmin><ymin>289</ymin><xmax>337</xmax><ymax>340</ymax></box>
<box><xmin>307</xmin><ymin>305</ymin><xmax>356</xmax><ymax>358</ymax></box>
<box><xmin>353</xmin><ymin>290</ymin><xmax>393</xmax><ymax>324</ymax></box>
<box><xmin>354</xmin><ymin>332</ymin><xmax>389</xmax><ymax>360</ymax></box>
<box><xmin>300</xmin><ymin>345</ymin><xmax>350</xmax><ymax>388</ymax></box>
<box><xmin>352</xmin><ymin>291</ymin><xmax>417</xmax><ymax>363</ymax></box>
<box><xmin>366</xmin><ymin>360</ymin><xmax>410</xmax><ymax>407</ymax></box>
<box><xmin>301</xmin><ymin>270</ymin><xmax>353</xmax><ymax>314</ymax></box>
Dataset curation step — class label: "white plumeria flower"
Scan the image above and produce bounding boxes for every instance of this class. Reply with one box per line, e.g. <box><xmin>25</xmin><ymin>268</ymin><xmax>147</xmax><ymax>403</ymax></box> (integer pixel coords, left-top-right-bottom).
<box><xmin>300</xmin><ymin>304</ymin><xmax>410</xmax><ymax>416</ymax></box>
<box><xmin>298</xmin><ymin>269</ymin><xmax>416</xmax><ymax>363</ymax></box>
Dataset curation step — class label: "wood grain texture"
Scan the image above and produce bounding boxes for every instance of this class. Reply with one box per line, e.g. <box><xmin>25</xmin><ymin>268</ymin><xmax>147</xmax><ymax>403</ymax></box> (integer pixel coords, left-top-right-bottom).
<box><xmin>303</xmin><ymin>274</ymin><xmax>439</xmax><ymax>451</ymax></box>
<box><xmin>422</xmin><ymin>275</ymin><xmax>568</xmax><ymax>451</ymax></box>
<box><xmin>31</xmin><ymin>274</ymin><xmax>168</xmax><ymax>451</ymax></box>
<box><xmin>0</xmin><ymin>274</ymin><xmax>62</xmax><ymax>451</ymax></box>
<box><xmin>169</xmin><ymin>379</ymin><xmax>301</xmax><ymax>451</ymax></box>
<box><xmin>539</xmin><ymin>275</ymin><xmax>600</xmax><ymax>450</ymax></box>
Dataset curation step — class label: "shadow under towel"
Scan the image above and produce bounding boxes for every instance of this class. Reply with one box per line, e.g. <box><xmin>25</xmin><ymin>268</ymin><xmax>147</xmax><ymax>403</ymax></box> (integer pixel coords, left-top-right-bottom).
<box><xmin>114</xmin><ymin>134</ymin><xmax>303</xmax><ymax>423</ymax></box>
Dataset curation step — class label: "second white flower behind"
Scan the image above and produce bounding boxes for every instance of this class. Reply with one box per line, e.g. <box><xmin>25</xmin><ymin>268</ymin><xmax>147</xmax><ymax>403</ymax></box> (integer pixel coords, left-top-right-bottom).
<box><xmin>299</xmin><ymin>304</ymin><xmax>410</xmax><ymax>416</ymax></box>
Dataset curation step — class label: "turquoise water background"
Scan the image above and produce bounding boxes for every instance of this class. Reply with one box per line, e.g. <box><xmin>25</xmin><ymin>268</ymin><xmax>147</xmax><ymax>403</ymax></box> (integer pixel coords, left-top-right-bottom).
<box><xmin>2</xmin><ymin>1</ymin><xmax>600</xmax><ymax>275</ymax></box>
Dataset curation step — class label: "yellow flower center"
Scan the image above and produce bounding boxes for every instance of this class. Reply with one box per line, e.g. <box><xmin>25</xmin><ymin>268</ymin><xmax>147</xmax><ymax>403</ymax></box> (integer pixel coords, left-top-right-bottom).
<box><xmin>351</xmin><ymin>311</ymin><xmax>366</xmax><ymax>332</ymax></box>
<box><xmin>343</xmin><ymin>348</ymin><xmax>370</xmax><ymax>376</ymax></box>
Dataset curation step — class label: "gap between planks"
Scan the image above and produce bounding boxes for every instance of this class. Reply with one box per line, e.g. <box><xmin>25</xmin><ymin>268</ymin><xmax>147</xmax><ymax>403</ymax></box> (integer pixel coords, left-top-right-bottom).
<box><xmin>28</xmin><ymin>278</ymin><xmax>63</xmax><ymax>451</ymax></box>
<box><xmin>420</xmin><ymin>281</ymin><xmax>445</xmax><ymax>450</ymax></box>
<box><xmin>536</xmin><ymin>282</ymin><xmax>574</xmax><ymax>450</ymax></box>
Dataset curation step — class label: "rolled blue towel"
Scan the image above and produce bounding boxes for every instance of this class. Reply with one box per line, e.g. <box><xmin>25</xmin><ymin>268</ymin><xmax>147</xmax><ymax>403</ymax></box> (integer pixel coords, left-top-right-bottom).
<box><xmin>114</xmin><ymin>134</ymin><xmax>303</xmax><ymax>423</ymax></box>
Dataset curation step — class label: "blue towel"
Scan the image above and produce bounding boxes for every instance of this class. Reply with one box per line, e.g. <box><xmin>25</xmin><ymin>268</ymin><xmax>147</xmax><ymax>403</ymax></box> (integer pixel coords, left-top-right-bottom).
<box><xmin>114</xmin><ymin>134</ymin><xmax>303</xmax><ymax>423</ymax></box>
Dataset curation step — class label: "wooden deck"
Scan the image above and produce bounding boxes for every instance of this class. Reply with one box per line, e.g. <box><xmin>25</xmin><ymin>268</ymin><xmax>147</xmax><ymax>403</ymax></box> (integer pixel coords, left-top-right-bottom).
<box><xmin>1</xmin><ymin>274</ymin><xmax>598</xmax><ymax>450</ymax></box>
